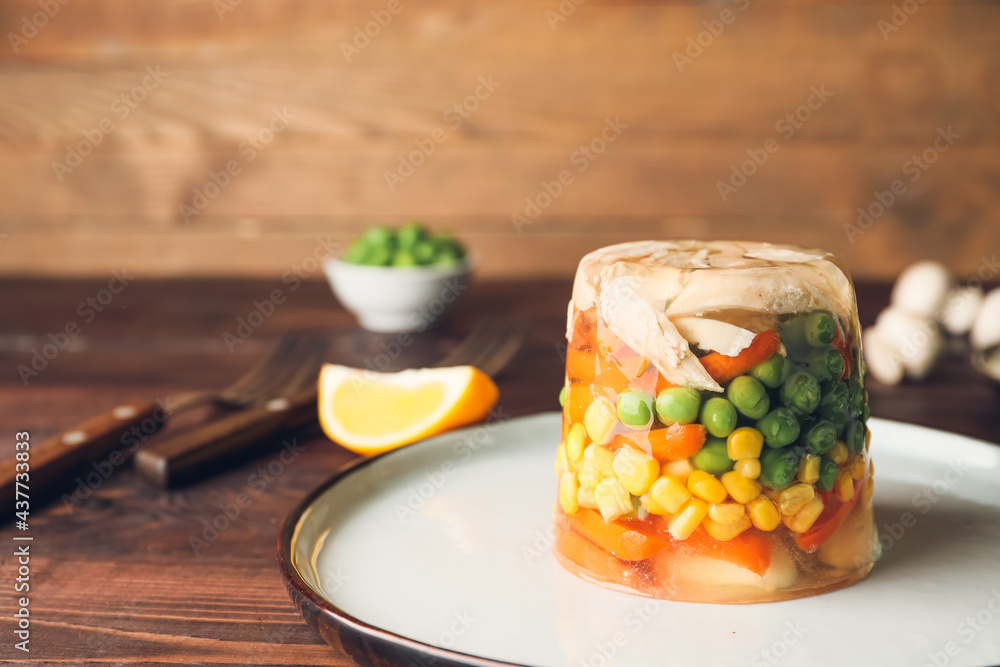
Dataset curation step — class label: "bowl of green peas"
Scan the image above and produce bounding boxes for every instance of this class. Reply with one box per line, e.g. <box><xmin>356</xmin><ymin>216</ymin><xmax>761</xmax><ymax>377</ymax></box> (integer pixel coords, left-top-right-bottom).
<box><xmin>324</xmin><ymin>222</ymin><xmax>471</xmax><ymax>332</ymax></box>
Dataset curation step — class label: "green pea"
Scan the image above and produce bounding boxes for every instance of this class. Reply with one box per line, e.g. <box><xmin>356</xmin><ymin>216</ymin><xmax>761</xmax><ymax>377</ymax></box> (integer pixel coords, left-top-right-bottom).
<box><xmin>816</xmin><ymin>457</ymin><xmax>838</xmax><ymax>492</ymax></box>
<box><xmin>362</xmin><ymin>225</ymin><xmax>395</xmax><ymax>248</ymax></box>
<box><xmin>847</xmin><ymin>419</ymin><xmax>867</xmax><ymax>454</ymax></box>
<box><xmin>848</xmin><ymin>379</ymin><xmax>866</xmax><ymax>418</ymax></box>
<box><xmin>759</xmin><ymin>448</ymin><xmax>800</xmax><ymax>491</ymax></box>
<box><xmin>756</xmin><ymin>407</ymin><xmax>801</xmax><ymax>448</ymax></box>
<box><xmin>617</xmin><ymin>390</ymin><xmax>654</xmax><ymax>428</ymax></box>
<box><xmin>727</xmin><ymin>376</ymin><xmax>770</xmax><ymax>419</ymax></box>
<box><xmin>862</xmin><ymin>402</ymin><xmax>871</xmax><ymax>422</ymax></box>
<box><xmin>806</xmin><ymin>347</ymin><xmax>845</xmax><ymax>382</ymax></box>
<box><xmin>364</xmin><ymin>244</ymin><xmax>392</xmax><ymax>266</ymax></box>
<box><xmin>781</xmin><ymin>371</ymin><xmax>821</xmax><ymax>415</ymax></box>
<box><xmin>344</xmin><ymin>238</ymin><xmax>370</xmax><ymax>264</ymax></box>
<box><xmin>751</xmin><ymin>354</ymin><xmax>788</xmax><ymax>388</ymax></box>
<box><xmin>392</xmin><ymin>251</ymin><xmax>418</xmax><ymax>267</ymax></box>
<box><xmin>700</xmin><ymin>397</ymin><xmax>737</xmax><ymax>438</ymax></box>
<box><xmin>655</xmin><ymin>387</ymin><xmax>701</xmax><ymax>425</ymax></box>
<box><xmin>804</xmin><ymin>419</ymin><xmax>837</xmax><ymax>454</ymax></box>
<box><xmin>805</xmin><ymin>312</ymin><xmax>837</xmax><ymax>347</ymax></box>
<box><xmin>397</xmin><ymin>221</ymin><xmax>427</xmax><ymax>249</ymax></box>
<box><xmin>413</xmin><ymin>240</ymin><xmax>436</xmax><ymax>265</ymax></box>
<box><xmin>430</xmin><ymin>233</ymin><xmax>466</xmax><ymax>265</ymax></box>
<box><xmin>692</xmin><ymin>438</ymin><xmax>735</xmax><ymax>475</ymax></box>
<box><xmin>559</xmin><ymin>385</ymin><xmax>566</xmax><ymax>408</ymax></box>
<box><xmin>818</xmin><ymin>381</ymin><xmax>849</xmax><ymax>419</ymax></box>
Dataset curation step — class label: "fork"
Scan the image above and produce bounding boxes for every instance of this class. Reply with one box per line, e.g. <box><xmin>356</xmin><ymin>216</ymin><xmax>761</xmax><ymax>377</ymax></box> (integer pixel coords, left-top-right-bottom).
<box><xmin>0</xmin><ymin>332</ymin><xmax>327</xmax><ymax>507</ymax></box>
<box><xmin>133</xmin><ymin>317</ymin><xmax>525</xmax><ymax>488</ymax></box>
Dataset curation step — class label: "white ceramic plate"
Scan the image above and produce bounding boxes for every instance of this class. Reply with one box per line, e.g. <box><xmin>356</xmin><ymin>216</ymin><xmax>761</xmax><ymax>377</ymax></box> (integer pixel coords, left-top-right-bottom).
<box><xmin>281</xmin><ymin>414</ymin><xmax>1000</xmax><ymax>667</ymax></box>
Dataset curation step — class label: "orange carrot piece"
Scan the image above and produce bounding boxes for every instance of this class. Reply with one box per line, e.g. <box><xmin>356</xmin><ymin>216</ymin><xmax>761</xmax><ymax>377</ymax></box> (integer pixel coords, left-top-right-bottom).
<box><xmin>567</xmin><ymin>509</ymin><xmax>672</xmax><ymax>562</ymax></box>
<box><xmin>678</xmin><ymin>526</ymin><xmax>772</xmax><ymax>577</ymax></box>
<box><xmin>649</xmin><ymin>423</ymin><xmax>706</xmax><ymax>461</ymax></box>
<box><xmin>795</xmin><ymin>480</ymin><xmax>862</xmax><ymax>553</ymax></box>
<box><xmin>699</xmin><ymin>329</ymin><xmax>782</xmax><ymax>384</ymax></box>
<box><xmin>556</xmin><ymin>526</ymin><xmax>635</xmax><ymax>585</ymax></box>
<box><xmin>566</xmin><ymin>348</ymin><xmax>596</xmax><ymax>384</ymax></box>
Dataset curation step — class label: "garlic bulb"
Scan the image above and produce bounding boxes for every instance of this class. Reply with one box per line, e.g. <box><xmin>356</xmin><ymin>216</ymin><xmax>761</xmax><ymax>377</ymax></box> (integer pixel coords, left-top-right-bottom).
<box><xmin>970</xmin><ymin>287</ymin><xmax>1000</xmax><ymax>350</ymax></box>
<box><xmin>875</xmin><ymin>307</ymin><xmax>943</xmax><ymax>380</ymax></box>
<box><xmin>862</xmin><ymin>326</ymin><xmax>905</xmax><ymax>386</ymax></box>
<box><xmin>939</xmin><ymin>286</ymin><xmax>984</xmax><ymax>335</ymax></box>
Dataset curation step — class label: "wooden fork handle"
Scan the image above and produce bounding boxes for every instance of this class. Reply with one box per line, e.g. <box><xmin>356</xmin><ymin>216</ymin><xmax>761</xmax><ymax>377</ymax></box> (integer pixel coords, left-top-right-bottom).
<box><xmin>0</xmin><ymin>401</ymin><xmax>163</xmax><ymax>508</ymax></box>
<box><xmin>134</xmin><ymin>390</ymin><xmax>317</xmax><ymax>489</ymax></box>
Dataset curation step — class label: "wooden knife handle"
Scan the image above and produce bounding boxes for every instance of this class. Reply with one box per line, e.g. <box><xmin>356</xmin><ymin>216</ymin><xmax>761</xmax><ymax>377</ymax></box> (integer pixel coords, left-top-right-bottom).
<box><xmin>0</xmin><ymin>401</ymin><xmax>163</xmax><ymax>507</ymax></box>
<box><xmin>134</xmin><ymin>390</ymin><xmax>317</xmax><ymax>489</ymax></box>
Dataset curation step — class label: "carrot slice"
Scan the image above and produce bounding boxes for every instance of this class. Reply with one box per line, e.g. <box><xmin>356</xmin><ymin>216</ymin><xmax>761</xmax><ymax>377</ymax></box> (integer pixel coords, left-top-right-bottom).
<box><xmin>564</xmin><ymin>382</ymin><xmax>594</xmax><ymax>424</ymax></box>
<box><xmin>556</xmin><ymin>526</ymin><xmax>635</xmax><ymax>585</ymax></box>
<box><xmin>567</xmin><ymin>509</ymin><xmax>672</xmax><ymax>562</ymax></box>
<box><xmin>795</xmin><ymin>480</ymin><xmax>862</xmax><ymax>553</ymax></box>
<box><xmin>677</xmin><ymin>526</ymin><xmax>772</xmax><ymax>577</ymax></box>
<box><xmin>608</xmin><ymin>423</ymin><xmax>705</xmax><ymax>461</ymax></box>
<box><xmin>699</xmin><ymin>329</ymin><xmax>782</xmax><ymax>384</ymax></box>
<box><xmin>566</xmin><ymin>348</ymin><xmax>596</xmax><ymax>384</ymax></box>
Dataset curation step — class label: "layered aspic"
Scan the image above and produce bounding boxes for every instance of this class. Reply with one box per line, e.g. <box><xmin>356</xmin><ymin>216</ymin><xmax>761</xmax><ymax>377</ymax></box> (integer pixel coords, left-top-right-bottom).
<box><xmin>553</xmin><ymin>241</ymin><xmax>879</xmax><ymax>603</ymax></box>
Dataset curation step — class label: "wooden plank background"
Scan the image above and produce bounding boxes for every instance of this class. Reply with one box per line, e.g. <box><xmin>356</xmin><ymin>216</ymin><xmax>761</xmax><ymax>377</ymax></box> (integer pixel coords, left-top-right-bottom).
<box><xmin>0</xmin><ymin>1</ymin><xmax>998</xmax><ymax>279</ymax></box>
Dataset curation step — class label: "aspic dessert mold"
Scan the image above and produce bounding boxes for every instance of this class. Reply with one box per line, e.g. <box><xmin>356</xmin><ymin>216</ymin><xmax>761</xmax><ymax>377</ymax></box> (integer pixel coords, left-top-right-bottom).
<box><xmin>553</xmin><ymin>241</ymin><xmax>879</xmax><ymax>603</ymax></box>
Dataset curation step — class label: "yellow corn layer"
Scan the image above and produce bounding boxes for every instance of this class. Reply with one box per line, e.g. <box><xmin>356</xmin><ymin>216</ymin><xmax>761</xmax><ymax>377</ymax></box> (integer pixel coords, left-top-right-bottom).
<box><xmin>734</xmin><ymin>458</ymin><xmax>761</xmax><ymax>480</ymax></box>
<box><xmin>797</xmin><ymin>454</ymin><xmax>820</xmax><ymax>484</ymax></box>
<box><xmin>662</xmin><ymin>458</ymin><xmax>694</xmax><ymax>483</ymax></box>
<box><xmin>687</xmin><ymin>470</ymin><xmax>728</xmax><ymax>504</ymax></box>
<box><xmin>708</xmin><ymin>502</ymin><xmax>746</xmax><ymax>525</ymax></box>
<box><xmin>668</xmin><ymin>498</ymin><xmax>709</xmax><ymax>540</ymax></box>
<box><xmin>835</xmin><ymin>470</ymin><xmax>855</xmax><ymax>502</ymax></box>
<box><xmin>851</xmin><ymin>454</ymin><xmax>866</xmax><ymax>481</ymax></box>
<box><xmin>577</xmin><ymin>463</ymin><xmax>603</xmax><ymax>491</ymax></box>
<box><xmin>577</xmin><ymin>484</ymin><xmax>598</xmax><ymax>510</ymax></box>
<box><xmin>721</xmin><ymin>470</ymin><xmax>762</xmax><ymax>504</ymax></box>
<box><xmin>566</xmin><ymin>423</ymin><xmax>588</xmax><ymax>464</ymax></box>
<box><xmin>595</xmin><ymin>478</ymin><xmax>633</xmax><ymax>522</ymax></box>
<box><xmin>703</xmin><ymin>514</ymin><xmax>752</xmax><ymax>541</ymax></box>
<box><xmin>727</xmin><ymin>427</ymin><xmax>764</xmax><ymax>460</ymax></box>
<box><xmin>747</xmin><ymin>495</ymin><xmax>781</xmax><ymax>531</ymax></box>
<box><xmin>559</xmin><ymin>472</ymin><xmax>580</xmax><ymax>515</ymax></box>
<box><xmin>612</xmin><ymin>446</ymin><xmax>660</xmax><ymax>496</ymax></box>
<box><xmin>782</xmin><ymin>495</ymin><xmax>824</xmax><ymax>533</ymax></box>
<box><xmin>583</xmin><ymin>443</ymin><xmax>614</xmax><ymax>477</ymax></box>
<box><xmin>584</xmin><ymin>397</ymin><xmax>617</xmax><ymax>443</ymax></box>
<box><xmin>778</xmin><ymin>483</ymin><xmax>815</xmax><ymax>515</ymax></box>
<box><xmin>648</xmin><ymin>475</ymin><xmax>692</xmax><ymax>514</ymax></box>
<box><xmin>554</xmin><ymin>442</ymin><xmax>573</xmax><ymax>475</ymax></box>
<box><xmin>830</xmin><ymin>441</ymin><xmax>849</xmax><ymax>465</ymax></box>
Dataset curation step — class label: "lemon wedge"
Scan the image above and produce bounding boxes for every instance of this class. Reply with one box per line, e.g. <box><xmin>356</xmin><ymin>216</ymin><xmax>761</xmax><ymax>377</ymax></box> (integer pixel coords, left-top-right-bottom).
<box><xmin>317</xmin><ymin>364</ymin><xmax>499</xmax><ymax>456</ymax></box>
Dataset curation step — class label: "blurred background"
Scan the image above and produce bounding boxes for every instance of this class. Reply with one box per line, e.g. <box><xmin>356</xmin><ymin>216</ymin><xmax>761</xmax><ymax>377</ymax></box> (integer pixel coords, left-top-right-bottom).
<box><xmin>0</xmin><ymin>1</ymin><xmax>997</xmax><ymax>280</ymax></box>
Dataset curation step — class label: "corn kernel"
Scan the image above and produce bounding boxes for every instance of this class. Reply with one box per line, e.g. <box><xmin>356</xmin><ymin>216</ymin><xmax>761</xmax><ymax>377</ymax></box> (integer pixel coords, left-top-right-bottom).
<box><xmin>778</xmin><ymin>483</ymin><xmax>815</xmax><ymax>515</ymax></box>
<box><xmin>577</xmin><ymin>463</ymin><xmax>603</xmax><ymax>490</ymax></box>
<box><xmin>583</xmin><ymin>443</ymin><xmax>614</xmax><ymax>477</ymax></box>
<box><xmin>703</xmin><ymin>514</ymin><xmax>751</xmax><ymax>541</ymax></box>
<box><xmin>577</xmin><ymin>484</ymin><xmax>598</xmax><ymax>510</ymax></box>
<box><xmin>640</xmin><ymin>492</ymin><xmax>666</xmax><ymax>515</ymax></box>
<box><xmin>864</xmin><ymin>474</ymin><xmax>874</xmax><ymax>503</ymax></box>
<box><xmin>782</xmin><ymin>496</ymin><xmax>824</xmax><ymax>533</ymax></box>
<box><xmin>727</xmin><ymin>427</ymin><xmax>764</xmax><ymax>460</ymax></box>
<box><xmin>648</xmin><ymin>475</ymin><xmax>692</xmax><ymax>514</ymax></box>
<box><xmin>612</xmin><ymin>446</ymin><xmax>660</xmax><ymax>496</ymax></box>
<box><xmin>595</xmin><ymin>478</ymin><xmax>633</xmax><ymax>522</ymax></box>
<box><xmin>554</xmin><ymin>443</ymin><xmax>572</xmax><ymax>475</ymax></box>
<box><xmin>747</xmin><ymin>495</ymin><xmax>780</xmax><ymax>531</ymax></box>
<box><xmin>734</xmin><ymin>458</ymin><xmax>761</xmax><ymax>480</ymax></box>
<box><xmin>687</xmin><ymin>470</ymin><xmax>728</xmax><ymax>504</ymax></box>
<box><xmin>851</xmin><ymin>454</ymin><xmax>866</xmax><ymax>481</ymax></box>
<box><xmin>559</xmin><ymin>472</ymin><xmax>579</xmax><ymax>514</ymax></box>
<box><xmin>835</xmin><ymin>470</ymin><xmax>855</xmax><ymax>502</ymax></box>
<box><xmin>720</xmin><ymin>470</ymin><xmax>762</xmax><ymax>504</ymax></box>
<box><xmin>662</xmin><ymin>458</ymin><xmax>694</xmax><ymax>483</ymax></box>
<box><xmin>797</xmin><ymin>453</ymin><xmax>820</xmax><ymax>484</ymax></box>
<box><xmin>668</xmin><ymin>498</ymin><xmax>708</xmax><ymax>540</ymax></box>
<box><xmin>708</xmin><ymin>502</ymin><xmax>746</xmax><ymax>525</ymax></box>
<box><xmin>830</xmin><ymin>441</ymin><xmax>849</xmax><ymax>465</ymax></box>
<box><xmin>584</xmin><ymin>397</ymin><xmax>617</xmax><ymax>443</ymax></box>
<box><xmin>567</xmin><ymin>423</ymin><xmax>588</xmax><ymax>464</ymax></box>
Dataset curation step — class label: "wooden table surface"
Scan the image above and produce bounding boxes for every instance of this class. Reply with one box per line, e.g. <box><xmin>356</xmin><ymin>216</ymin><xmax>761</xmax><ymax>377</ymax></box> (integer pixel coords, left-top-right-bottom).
<box><xmin>0</xmin><ymin>277</ymin><xmax>997</xmax><ymax>666</ymax></box>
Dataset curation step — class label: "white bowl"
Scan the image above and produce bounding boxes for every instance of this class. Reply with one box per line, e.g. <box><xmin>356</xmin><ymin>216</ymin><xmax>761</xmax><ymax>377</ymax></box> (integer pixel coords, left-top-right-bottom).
<box><xmin>323</xmin><ymin>258</ymin><xmax>472</xmax><ymax>332</ymax></box>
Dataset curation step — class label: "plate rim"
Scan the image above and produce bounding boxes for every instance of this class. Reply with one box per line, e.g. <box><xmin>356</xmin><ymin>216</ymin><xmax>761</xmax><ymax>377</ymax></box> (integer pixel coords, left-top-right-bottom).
<box><xmin>277</xmin><ymin>413</ymin><xmax>998</xmax><ymax>666</ymax></box>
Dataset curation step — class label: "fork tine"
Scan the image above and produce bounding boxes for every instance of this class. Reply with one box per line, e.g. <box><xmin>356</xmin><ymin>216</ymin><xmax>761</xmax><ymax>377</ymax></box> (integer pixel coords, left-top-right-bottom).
<box><xmin>434</xmin><ymin>317</ymin><xmax>500</xmax><ymax>368</ymax></box>
<box><xmin>477</xmin><ymin>325</ymin><xmax>525</xmax><ymax>376</ymax></box>
<box><xmin>276</xmin><ymin>336</ymin><xmax>330</xmax><ymax>398</ymax></box>
<box><xmin>220</xmin><ymin>333</ymin><xmax>303</xmax><ymax>401</ymax></box>
<box><xmin>237</xmin><ymin>334</ymin><xmax>322</xmax><ymax>403</ymax></box>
